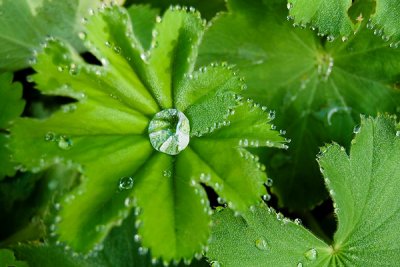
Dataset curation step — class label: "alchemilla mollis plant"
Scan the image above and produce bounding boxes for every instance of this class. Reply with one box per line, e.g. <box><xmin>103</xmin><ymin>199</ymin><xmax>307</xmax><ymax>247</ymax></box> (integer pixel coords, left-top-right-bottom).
<box><xmin>1</xmin><ymin>0</ymin><xmax>400</xmax><ymax>266</ymax></box>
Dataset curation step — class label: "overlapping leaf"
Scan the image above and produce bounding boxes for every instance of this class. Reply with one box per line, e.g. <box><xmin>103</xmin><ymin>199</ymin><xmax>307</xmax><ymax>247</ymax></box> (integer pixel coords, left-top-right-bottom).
<box><xmin>287</xmin><ymin>0</ymin><xmax>400</xmax><ymax>43</ymax></box>
<box><xmin>0</xmin><ymin>72</ymin><xmax>25</xmax><ymax>180</ymax></box>
<box><xmin>207</xmin><ymin>116</ymin><xmax>400</xmax><ymax>266</ymax></box>
<box><xmin>198</xmin><ymin>0</ymin><xmax>400</xmax><ymax>210</ymax></box>
<box><xmin>0</xmin><ymin>249</ymin><xmax>28</xmax><ymax>267</ymax></box>
<box><xmin>10</xmin><ymin>213</ymin><xmax>209</xmax><ymax>267</ymax></box>
<box><xmin>10</xmin><ymin>4</ymin><xmax>285</xmax><ymax>262</ymax></box>
<box><xmin>0</xmin><ymin>0</ymin><xmax>124</xmax><ymax>71</ymax></box>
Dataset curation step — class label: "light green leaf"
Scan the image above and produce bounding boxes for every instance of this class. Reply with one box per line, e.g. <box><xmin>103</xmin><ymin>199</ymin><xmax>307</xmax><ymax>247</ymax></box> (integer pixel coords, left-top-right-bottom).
<box><xmin>199</xmin><ymin>0</ymin><xmax>400</xmax><ymax>210</ymax></box>
<box><xmin>147</xmin><ymin>7</ymin><xmax>204</xmax><ymax>108</ymax></box>
<box><xmin>370</xmin><ymin>1</ymin><xmax>400</xmax><ymax>45</ymax></box>
<box><xmin>0</xmin><ymin>249</ymin><xmax>28</xmax><ymax>267</ymax></box>
<box><xmin>288</xmin><ymin>0</ymin><xmax>354</xmax><ymax>39</ymax></box>
<box><xmin>288</xmin><ymin>0</ymin><xmax>400</xmax><ymax>43</ymax></box>
<box><xmin>10</xmin><ymin>4</ymin><xmax>284</xmax><ymax>262</ymax></box>
<box><xmin>207</xmin><ymin>206</ymin><xmax>329</xmax><ymax>266</ymax></box>
<box><xmin>0</xmin><ymin>0</ymin><xmax>124</xmax><ymax>71</ymax></box>
<box><xmin>207</xmin><ymin>116</ymin><xmax>400</xmax><ymax>266</ymax></box>
<box><xmin>128</xmin><ymin>5</ymin><xmax>160</xmax><ymax>50</ymax></box>
<box><xmin>0</xmin><ymin>72</ymin><xmax>25</xmax><ymax>179</ymax></box>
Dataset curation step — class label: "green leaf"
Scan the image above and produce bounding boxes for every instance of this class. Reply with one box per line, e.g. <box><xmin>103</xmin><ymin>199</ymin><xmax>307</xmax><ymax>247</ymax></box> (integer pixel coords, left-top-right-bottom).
<box><xmin>10</xmin><ymin>4</ymin><xmax>284</xmax><ymax>262</ymax></box>
<box><xmin>0</xmin><ymin>72</ymin><xmax>25</xmax><ymax>179</ymax></box>
<box><xmin>207</xmin><ymin>116</ymin><xmax>400</xmax><ymax>266</ymax></box>
<box><xmin>370</xmin><ymin>1</ymin><xmax>400</xmax><ymax>45</ymax></box>
<box><xmin>288</xmin><ymin>0</ymin><xmax>354</xmax><ymax>39</ymax></box>
<box><xmin>11</xmin><ymin>213</ymin><xmax>209</xmax><ymax>267</ymax></box>
<box><xmin>199</xmin><ymin>0</ymin><xmax>400</xmax><ymax>210</ymax></box>
<box><xmin>0</xmin><ymin>249</ymin><xmax>28</xmax><ymax>267</ymax></box>
<box><xmin>288</xmin><ymin>0</ymin><xmax>400</xmax><ymax>43</ymax></box>
<box><xmin>127</xmin><ymin>5</ymin><xmax>160</xmax><ymax>50</ymax></box>
<box><xmin>0</xmin><ymin>0</ymin><xmax>125</xmax><ymax>71</ymax></box>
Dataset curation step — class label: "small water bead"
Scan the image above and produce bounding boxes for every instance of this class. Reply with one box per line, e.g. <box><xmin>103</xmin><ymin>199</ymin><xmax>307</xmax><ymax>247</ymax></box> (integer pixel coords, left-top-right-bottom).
<box><xmin>262</xmin><ymin>194</ymin><xmax>271</xmax><ymax>201</ymax></box>
<box><xmin>265</xmin><ymin>178</ymin><xmax>273</xmax><ymax>187</ymax></box>
<box><xmin>304</xmin><ymin>248</ymin><xmax>318</xmax><ymax>261</ymax></box>
<box><xmin>353</xmin><ymin>125</ymin><xmax>361</xmax><ymax>134</ymax></box>
<box><xmin>118</xmin><ymin>176</ymin><xmax>134</xmax><ymax>190</ymax></box>
<box><xmin>255</xmin><ymin>238</ymin><xmax>268</xmax><ymax>251</ymax></box>
<box><xmin>148</xmin><ymin>109</ymin><xmax>190</xmax><ymax>155</ymax></box>
<box><xmin>44</xmin><ymin>132</ymin><xmax>56</xmax><ymax>141</ymax></box>
<box><xmin>294</xmin><ymin>218</ymin><xmax>302</xmax><ymax>225</ymax></box>
<box><xmin>58</xmin><ymin>135</ymin><xmax>73</xmax><ymax>150</ymax></box>
<box><xmin>396</xmin><ymin>130</ymin><xmax>400</xmax><ymax>137</ymax></box>
<box><xmin>297</xmin><ymin>263</ymin><xmax>303</xmax><ymax>267</ymax></box>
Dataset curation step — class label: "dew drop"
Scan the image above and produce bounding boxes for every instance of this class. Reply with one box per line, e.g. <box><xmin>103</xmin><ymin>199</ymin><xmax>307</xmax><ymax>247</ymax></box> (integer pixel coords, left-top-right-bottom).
<box><xmin>304</xmin><ymin>248</ymin><xmax>318</xmax><ymax>261</ymax></box>
<box><xmin>265</xmin><ymin>178</ymin><xmax>273</xmax><ymax>187</ymax></box>
<box><xmin>148</xmin><ymin>109</ymin><xmax>190</xmax><ymax>155</ymax></box>
<box><xmin>353</xmin><ymin>125</ymin><xmax>361</xmax><ymax>134</ymax></box>
<box><xmin>326</xmin><ymin>35</ymin><xmax>335</xmax><ymax>42</ymax></box>
<box><xmin>211</xmin><ymin>261</ymin><xmax>221</xmax><ymax>267</ymax></box>
<box><xmin>44</xmin><ymin>132</ymin><xmax>56</xmax><ymax>142</ymax></box>
<box><xmin>262</xmin><ymin>194</ymin><xmax>271</xmax><ymax>201</ymax></box>
<box><xmin>294</xmin><ymin>218</ymin><xmax>302</xmax><ymax>225</ymax></box>
<box><xmin>255</xmin><ymin>238</ymin><xmax>268</xmax><ymax>251</ymax></box>
<box><xmin>134</xmin><ymin>234</ymin><xmax>141</xmax><ymax>242</ymax></box>
<box><xmin>287</xmin><ymin>2</ymin><xmax>293</xmax><ymax>10</ymax></box>
<box><xmin>118</xmin><ymin>176</ymin><xmax>134</xmax><ymax>190</ymax></box>
<box><xmin>78</xmin><ymin>32</ymin><xmax>86</xmax><ymax>40</ymax></box>
<box><xmin>396</xmin><ymin>130</ymin><xmax>400</xmax><ymax>137</ymax></box>
<box><xmin>297</xmin><ymin>263</ymin><xmax>303</xmax><ymax>267</ymax></box>
<box><xmin>58</xmin><ymin>135</ymin><xmax>73</xmax><ymax>150</ymax></box>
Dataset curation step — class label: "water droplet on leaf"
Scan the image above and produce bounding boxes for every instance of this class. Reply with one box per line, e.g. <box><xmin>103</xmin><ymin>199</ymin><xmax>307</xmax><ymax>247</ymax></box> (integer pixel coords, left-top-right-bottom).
<box><xmin>44</xmin><ymin>132</ymin><xmax>56</xmax><ymax>141</ymax></box>
<box><xmin>304</xmin><ymin>248</ymin><xmax>318</xmax><ymax>261</ymax></box>
<box><xmin>255</xmin><ymin>238</ymin><xmax>268</xmax><ymax>251</ymax></box>
<box><xmin>148</xmin><ymin>109</ymin><xmax>190</xmax><ymax>155</ymax></box>
<box><xmin>118</xmin><ymin>176</ymin><xmax>134</xmax><ymax>190</ymax></box>
<box><xmin>58</xmin><ymin>135</ymin><xmax>73</xmax><ymax>150</ymax></box>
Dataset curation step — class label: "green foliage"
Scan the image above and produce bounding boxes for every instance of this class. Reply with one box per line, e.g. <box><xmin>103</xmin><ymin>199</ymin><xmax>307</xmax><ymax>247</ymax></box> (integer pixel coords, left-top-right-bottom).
<box><xmin>0</xmin><ymin>72</ymin><xmax>25</xmax><ymax>179</ymax></box>
<box><xmin>11</xmin><ymin>213</ymin><xmax>208</xmax><ymax>267</ymax></box>
<box><xmin>0</xmin><ymin>248</ymin><xmax>28</xmax><ymax>267</ymax></box>
<box><xmin>206</xmin><ymin>116</ymin><xmax>400</xmax><ymax>266</ymax></box>
<box><xmin>199</xmin><ymin>0</ymin><xmax>400</xmax><ymax>210</ymax></box>
<box><xmin>2</xmin><ymin>0</ymin><xmax>400</xmax><ymax>265</ymax></box>
<box><xmin>9</xmin><ymin>4</ymin><xmax>284</xmax><ymax>263</ymax></box>
<box><xmin>288</xmin><ymin>0</ymin><xmax>400</xmax><ymax>43</ymax></box>
<box><xmin>0</xmin><ymin>0</ymin><xmax>124</xmax><ymax>71</ymax></box>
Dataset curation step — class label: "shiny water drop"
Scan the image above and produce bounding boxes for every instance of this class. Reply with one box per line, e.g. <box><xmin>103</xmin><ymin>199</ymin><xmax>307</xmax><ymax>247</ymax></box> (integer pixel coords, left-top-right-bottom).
<box><xmin>396</xmin><ymin>131</ymin><xmax>400</xmax><ymax>137</ymax></box>
<box><xmin>118</xmin><ymin>176</ymin><xmax>134</xmax><ymax>190</ymax></box>
<box><xmin>210</xmin><ymin>261</ymin><xmax>221</xmax><ymax>267</ymax></box>
<box><xmin>297</xmin><ymin>263</ymin><xmax>303</xmax><ymax>267</ymax></box>
<box><xmin>265</xmin><ymin>178</ymin><xmax>273</xmax><ymax>187</ymax></box>
<box><xmin>294</xmin><ymin>218</ymin><xmax>302</xmax><ymax>225</ymax></box>
<box><xmin>44</xmin><ymin>132</ymin><xmax>56</xmax><ymax>141</ymax></box>
<box><xmin>353</xmin><ymin>125</ymin><xmax>361</xmax><ymax>134</ymax></box>
<box><xmin>255</xmin><ymin>238</ymin><xmax>268</xmax><ymax>251</ymax></box>
<box><xmin>58</xmin><ymin>135</ymin><xmax>73</xmax><ymax>150</ymax></box>
<box><xmin>304</xmin><ymin>248</ymin><xmax>318</xmax><ymax>261</ymax></box>
<box><xmin>148</xmin><ymin>109</ymin><xmax>190</xmax><ymax>155</ymax></box>
<box><xmin>262</xmin><ymin>194</ymin><xmax>271</xmax><ymax>201</ymax></box>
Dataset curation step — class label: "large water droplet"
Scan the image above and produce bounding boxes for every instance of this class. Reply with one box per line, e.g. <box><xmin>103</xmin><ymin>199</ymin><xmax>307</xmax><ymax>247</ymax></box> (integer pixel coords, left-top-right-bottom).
<box><xmin>255</xmin><ymin>238</ymin><xmax>268</xmax><ymax>251</ymax></box>
<box><xmin>58</xmin><ymin>135</ymin><xmax>73</xmax><ymax>150</ymax></box>
<box><xmin>119</xmin><ymin>176</ymin><xmax>134</xmax><ymax>190</ymax></box>
<box><xmin>304</xmin><ymin>248</ymin><xmax>318</xmax><ymax>261</ymax></box>
<box><xmin>148</xmin><ymin>109</ymin><xmax>190</xmax><ymax>155</ymax></box>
